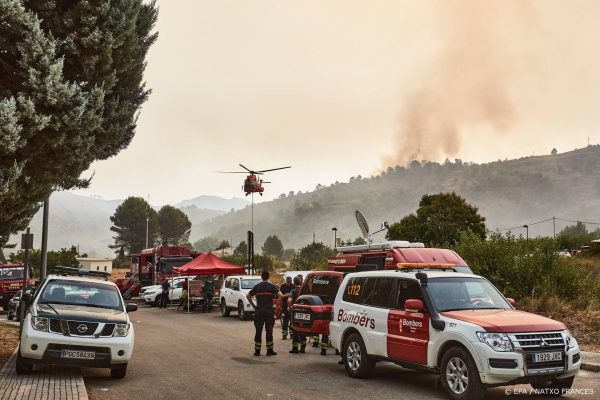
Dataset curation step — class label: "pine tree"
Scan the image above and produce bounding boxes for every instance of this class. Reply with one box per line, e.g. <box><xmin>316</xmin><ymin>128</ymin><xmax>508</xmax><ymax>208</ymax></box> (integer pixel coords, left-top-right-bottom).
<box><xmin>157</xmin><ymin>206</ymin><xmax>192</xmax><ymax>246</ymax></box>
<box><xmin>0</xmin><ymin>0</ymin><xmax>158</xmax><ymax>247</ymax></box>
<box><xmin>110</xmin><ymin>197</ymin><xmax>159</xmax><ymax>255</ymax></box>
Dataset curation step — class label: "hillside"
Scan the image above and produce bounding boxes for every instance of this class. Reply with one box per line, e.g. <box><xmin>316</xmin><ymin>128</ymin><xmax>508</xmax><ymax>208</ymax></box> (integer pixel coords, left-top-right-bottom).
<box><xmin>7</xmin><ymin>193</ymin><xmax>248</xmax><ymax>257</ymax></box>
<box><xmin>197</xmin><ymin>146</ymin><xmax>600</xmax><ymax>249</ymax></box>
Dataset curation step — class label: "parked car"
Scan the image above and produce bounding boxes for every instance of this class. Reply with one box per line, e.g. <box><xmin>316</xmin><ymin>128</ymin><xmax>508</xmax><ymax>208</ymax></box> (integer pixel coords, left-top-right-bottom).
<box><xmin>220</xmin><ymin>275</ymin><xmax>262</xmax><ymax>320</ymax></box>
<box><xmin>17</xmin><ymin>274</ymin><xmax>137</xmax><ymax>378</ymax></box>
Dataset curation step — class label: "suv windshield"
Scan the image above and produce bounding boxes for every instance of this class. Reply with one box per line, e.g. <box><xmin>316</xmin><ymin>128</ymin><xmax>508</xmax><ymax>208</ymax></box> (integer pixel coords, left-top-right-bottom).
<box><xmin>39</xmin><ymin>279</ymin><xmax>123</xmax><ymax>311</ymax></box>
<box><xmin>302</xmin><ymin>275</ymin><xmax>342</xmax><ymax>304</ymax></box>
<box><xmin>428</xmin><ymin>277</ymin><xmax>510</xmax><ymax>312</ymax></box>
<box><xmin>241</xmin><ymin>279</ymin><xmax>261</xmax><ymax>289</ymax></box>
<box><xmin>0</xmin><ymin>267</ymin><xmax>24</xmax><ymax>280</ymax></box>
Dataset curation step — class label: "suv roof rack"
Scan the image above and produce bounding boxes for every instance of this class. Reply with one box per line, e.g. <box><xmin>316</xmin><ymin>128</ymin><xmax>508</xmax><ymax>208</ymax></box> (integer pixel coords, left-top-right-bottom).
<box><xmin>53</xmin><ymin>266</ymin><xmax>111</xmax><ymax>281</ymax></box>
<box><xmin>336</xmin><ymin>241</ymin><xmax>425</xmax><ymax>254</ymax></box>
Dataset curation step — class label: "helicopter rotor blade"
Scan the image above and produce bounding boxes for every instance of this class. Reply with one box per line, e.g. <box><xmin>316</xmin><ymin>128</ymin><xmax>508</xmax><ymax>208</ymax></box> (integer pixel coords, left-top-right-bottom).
<box><xmin>261</xmin><ymin>181</ymin><xmax>271</xmax><ymax>184</ymax></box>
<box><xmin>216</xmin><ymin>171</ymin><xmax>248</xmax><ymax>174</ymax></box>
<box><xmin>256</xmin><ymin>166</ymin><xmax>292</xmax><ymax>173</ymax></box>
<box><xmin>238</xmin><ymin>164</ymin><xmax>256</xmax><ymax>174</ymax></box>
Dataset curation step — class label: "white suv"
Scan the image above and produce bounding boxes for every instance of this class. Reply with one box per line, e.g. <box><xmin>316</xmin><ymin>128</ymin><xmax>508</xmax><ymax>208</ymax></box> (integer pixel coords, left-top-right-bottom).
<box><xmin>17</xmin><ymin>275</ymin><xmax>136</xmax><ymax>379</ymax></box>
<box><xmin>141</xmin><ymin>276</ymin><xmax>194</xmax><ymax>306</ymax></box>
<box><xmin>329</xmin><ymin>270</ymin><xmax>580</xmax><ymax>400</ymax></box>
<box><xmin>219</xmin><ymin>275</ymin><xmax>262</xmax><ymax>320</ymax></box>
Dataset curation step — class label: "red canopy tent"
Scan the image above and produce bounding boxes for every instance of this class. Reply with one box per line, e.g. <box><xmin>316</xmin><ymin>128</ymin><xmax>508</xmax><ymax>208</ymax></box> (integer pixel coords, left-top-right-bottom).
<box><xmin>172</xmin><ymin>252</ymin><xmax>245</xmax><ymax>276</ymax></box>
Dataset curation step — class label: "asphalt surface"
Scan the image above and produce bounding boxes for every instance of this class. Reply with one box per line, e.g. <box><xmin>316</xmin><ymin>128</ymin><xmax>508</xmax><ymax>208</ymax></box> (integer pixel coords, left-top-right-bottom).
<box><xmin>81</xmin><ymin>306</ymin><xmax>599</xmax><ymax>400</ymax></box>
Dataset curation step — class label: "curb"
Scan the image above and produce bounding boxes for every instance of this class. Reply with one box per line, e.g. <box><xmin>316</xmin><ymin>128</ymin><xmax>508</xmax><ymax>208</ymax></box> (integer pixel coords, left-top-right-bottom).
<box><xmin>581</xmin><ymin>362</ymin><xmax>600</xmax><ymax>372</ymax></box>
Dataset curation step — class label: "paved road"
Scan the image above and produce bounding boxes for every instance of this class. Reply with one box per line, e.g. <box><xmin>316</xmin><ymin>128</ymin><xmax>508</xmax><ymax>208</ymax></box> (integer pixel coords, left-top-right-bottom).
<box><xmin>83</xmin><ymin>306</ymin><xmax>599</xmax><ymax>400</ymax></box>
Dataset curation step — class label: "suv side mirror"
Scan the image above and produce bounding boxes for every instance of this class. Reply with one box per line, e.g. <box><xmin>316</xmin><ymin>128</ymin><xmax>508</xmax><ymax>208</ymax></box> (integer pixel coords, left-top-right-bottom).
<box><xmin>126</xmin><ymin>303</ymin><xmax>138</xmax><ymax>313</ymax></box>
<box><xmin>405</xmin><ymin>299</ymin><xmax>424</xmax><ymax>313</ymax></box>
<box><xmin>507</xmin><ymin>298</ymin><xmax>517</xmax><ymax>308</ymax></box>
<box><xmin>22</xmin><ymin>293</ymin><xmax>33</xmax><ymax>304</ymax></box>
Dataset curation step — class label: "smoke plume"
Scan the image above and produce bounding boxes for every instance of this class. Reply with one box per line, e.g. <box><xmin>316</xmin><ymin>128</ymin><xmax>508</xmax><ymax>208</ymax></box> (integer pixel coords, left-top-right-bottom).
<box><xmin>383</xmin><ymin>0</ymin><xmax>599</xmax><ymax>167</ymax></box>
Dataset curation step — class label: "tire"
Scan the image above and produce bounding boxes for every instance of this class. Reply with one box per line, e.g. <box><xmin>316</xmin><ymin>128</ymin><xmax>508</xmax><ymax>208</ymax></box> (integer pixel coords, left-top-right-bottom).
<box><xmin>15</xmin><ymin>349</ymin><xmax>33</xmax><ymax>375</ymax></box>
<box><xmin>7</xmin><ymin>312</ymin><xmax>13</xmax><ymax>320</ymax></box>
<box><xmin>440</xmin><ymin>347</ymin><xmax>486</xmax><ymax>400</ymax></box>
<box><xmin>342</xmin><ymin>333</ymin><xmax>375</xmax><ymax>379</ymax></box>
<box><xmin>221</xmin><ymin>300</ymin><xmax>230</xmax><ymax>317</ymax></box>
<box><xmin>531</xmin><ymin>376</ymin><xmax>574</xmax><ymax>396</ymax></box>
<box><xmin>238</xmin><ymin>302</ymin><xmax>248</xmax><ymax>321</ymax></box>
<box><xmin>110</xmin><ymin>364</ymin><xmax>127</xmax><ymax>379</ymax></box>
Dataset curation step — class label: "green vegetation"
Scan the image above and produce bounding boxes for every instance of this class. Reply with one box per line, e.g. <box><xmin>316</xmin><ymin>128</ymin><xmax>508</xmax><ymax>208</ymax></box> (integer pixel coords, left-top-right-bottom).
<box><xmin>456</xmin><ymin>232</ymin><xmax>600</xmax><ymax>311</ymax></box>
<box><xmin>0</xmin><ymin>0</ymin><xmax>158</xmax><ymax>248</ymax></box>
<box><xmin>291</xmin><ymin>242</ymin><xmax>335</xmax><ymax>271</ymax></box>
<box><xmin>109</xmin><ymin>197</ymin><xmax>159</xmax><ymax>255</ymax></box>
<box><xmin>158</xmin><ymin>205</ymin><xmax>192</xmax><ymax>246</ymax></box>
<box><xmin>557</xmin><ymin>222</ymin><xmax>600</xmax><ymax>251</ymax></box>
<box><xmin>9</xmin><ymin>246</ymin><xmax>87</xmax><ymax>277</ymax></box>
<box><xmin>387</xmin><ymin>192</ymin><xmax>486</xmax><ymax>246</ymax></box>
<box><xmin>193</xmin><ymin>236</ymin><xmax>220</xmax><ymax>252</ymax></box>
<box><xmin>262</xmin><ymin>235</ymin><xmax>284</xmax><ymax>258</ymax></box>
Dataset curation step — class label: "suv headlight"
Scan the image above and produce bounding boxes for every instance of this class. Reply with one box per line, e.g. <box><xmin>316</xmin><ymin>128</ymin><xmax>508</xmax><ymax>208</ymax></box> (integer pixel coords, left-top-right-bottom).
<box><xmin>113</xmin><ymin>323</ymin><xmax>131</xmax><ymax>337</ymax></box>
<box><xmin>32</xmin><ymin>317</ymin><xmax>49</xmax><ymax>332</ymax></box>
<box><xmin>477</xmin><ymin>332</ymin><xmax>513</xmax><ymax>352</ymax></box>
<box><xmin>564</xmin><ymin>330</ymin><xmax>577</xmax><ymax>349</ymax></box>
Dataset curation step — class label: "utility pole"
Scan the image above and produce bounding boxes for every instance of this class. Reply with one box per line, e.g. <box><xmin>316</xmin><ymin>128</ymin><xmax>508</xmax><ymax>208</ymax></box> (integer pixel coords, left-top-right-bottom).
<box><xmin>40</xmin><ymin>197</ymin><xmax>49</xmax><ymax>280</ymax></box>
<box><xmin>553</xmin><ymin>217</ymin><xmax>556</xmax><ymax>239</ymax></box>
<box><xmin>332</xmin><ymin>227</ymin><xmax>338</xmax><ymax>250</ymax></box>
<box><xmin>523</xmin><ymin>225</ymin><xmax>529</xmax><ymax>242</ymax></box>
<box><xmin>145</xmin><ymin>194</ymin><xmax>150</xmax><ymax>249</ymax></box>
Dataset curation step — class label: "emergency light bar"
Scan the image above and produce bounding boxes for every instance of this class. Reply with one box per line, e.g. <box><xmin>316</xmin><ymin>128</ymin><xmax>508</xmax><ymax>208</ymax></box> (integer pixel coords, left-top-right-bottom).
<box><xmin>336</xmin><ymin>241</ymin><xmax>425</xmax><ymax>253</ymax></box>
<box><xmin>53</xmin><ymin>266</ymin><xmax>111</xmax><ymax>280</ymax></box>
<box><xmin>396</xmin><ymin>263</ymin><xmax>456</xmax><ymax>270</ymax></box>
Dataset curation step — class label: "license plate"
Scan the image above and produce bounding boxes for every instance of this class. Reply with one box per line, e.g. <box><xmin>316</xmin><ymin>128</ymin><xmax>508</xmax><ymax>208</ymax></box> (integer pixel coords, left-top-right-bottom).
<box><xmin>295</xmin><ymin>312</ymin><xmax>310</xmax><ymax>321</ymax></box>
<box><xmin>534</xmin><ymin>351</ymin><xmax>562</xmax><ymax>363</ymax></box>
<box><xmin>61</xmin><ymin>350</ymin><xmax>96</xmax><ymax>360</ymax></box>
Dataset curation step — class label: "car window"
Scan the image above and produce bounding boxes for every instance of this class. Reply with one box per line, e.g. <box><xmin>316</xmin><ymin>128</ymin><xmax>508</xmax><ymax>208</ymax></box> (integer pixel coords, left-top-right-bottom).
<box><xmin>342</xmin><ymin>277</ymin><xmax>366</xmax><ymax>304</ymax></box>
<box><xmin>362</xmin><ymin>277</ymin><xmax>395</xmax><ymax>308</ymax></box>
<box><xmin>225</xmin><ymin>278</ymin><xmax>231</xmax><ymax>289</ymax></box>
<box><xmin>301</xmin><ymin>275</ymin><xmax>341</xmax><ymax>304</ymax></box>
<box><xmin>39</xmin><ymin>279</ymin><xmax>123</xmax><ymax>311</ymax></box>
<box><xmin>232</xmin><ymin>279</ymin><xmax>239</xmax><ymax>289</ymax></box>
<box><xmin>241</xmin><ymin>279</ymin><xmax>261</xmax><ymax>289</ymax></box>
<box><xmin>395</xmin><ymin>279</ymin><xmax>423</xmax><ymax>310</ymax></box>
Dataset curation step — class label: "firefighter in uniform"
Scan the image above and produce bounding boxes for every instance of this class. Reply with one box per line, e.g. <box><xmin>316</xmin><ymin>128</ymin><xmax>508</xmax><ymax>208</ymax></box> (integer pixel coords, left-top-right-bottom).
<box><xmin>288</xmin><ymin>276</ymin><xmax>307</xmax><ymax>354</ymax></box>
<box><xmin>247</xmin><ymin>271</ymin><xmax>282</xmax><ymax>356</ymax></box>
<box><xmin>279</xmin><ymin>276</ymin><xmax>294</xmax><ymax>340</ymax></box>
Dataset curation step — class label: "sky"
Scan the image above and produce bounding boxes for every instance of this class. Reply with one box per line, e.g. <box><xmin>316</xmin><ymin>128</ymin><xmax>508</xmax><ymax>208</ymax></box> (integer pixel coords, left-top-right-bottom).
<box><xmin>76</xmin><ymin>0</ymin><xmax>600</xmax><ymax>205</ymax></box>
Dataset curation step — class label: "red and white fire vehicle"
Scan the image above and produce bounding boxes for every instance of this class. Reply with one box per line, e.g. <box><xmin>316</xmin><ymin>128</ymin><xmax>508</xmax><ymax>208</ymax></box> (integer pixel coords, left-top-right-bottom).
<box><xmin>0</xmin><ymin>263</ymin><xmax>30</xmax><ymax>310</ymax></box>
<box><xmin>329</xmin><ymin>267</ymin><xmax>580</xmax><ymax>400</ymax></box>
<box><xmin>115</xmin><ymin>246</ymin><xmax>195</xmax><ymax>298</ymax></box>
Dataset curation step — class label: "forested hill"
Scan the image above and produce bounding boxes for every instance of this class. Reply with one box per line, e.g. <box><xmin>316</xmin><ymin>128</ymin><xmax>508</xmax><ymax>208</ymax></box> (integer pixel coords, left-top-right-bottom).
<box><xmin>197</xmin><ymin>146</ymin><xmax>600</xmax><ymax>249</ymax></box>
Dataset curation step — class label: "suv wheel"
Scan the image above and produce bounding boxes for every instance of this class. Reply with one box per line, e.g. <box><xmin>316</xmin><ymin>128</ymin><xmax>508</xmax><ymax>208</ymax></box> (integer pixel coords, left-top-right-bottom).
<box><xmin>238</xmin><ymin>301</ymin><xmax>248</xmax><ymax>321</ymax></box>
<box><xmin>110</xmin><ymin>364</ymin><xmax>127</xmax><ymax>379</ymax></box>
<box><xmin>15</xmin><ymin>349</ymin><xmax>33</xmax><ymax>374</ymax></box>
<box><xmin>440</xmin><ymin>347</ymin><xmax>486</xmax><ymax>400</ymax></box>
<box><xmin>7</xmin><ymin>311</ymin><xmax>13</xmax><ymax>320</ymax></box>
<box><xmin>221</xmin><ymin>299</ymin><xmax>230</xmax><ymax>317</ymax></box>
<box><xmin>342</xmin><ymin>333</ymin><xmax>375</xmax><ymax>378</ymax></box>
<box><xmin>531</xmin><ymin>376</ymin><xmax>574</xmax><ymax>396</ymax></box>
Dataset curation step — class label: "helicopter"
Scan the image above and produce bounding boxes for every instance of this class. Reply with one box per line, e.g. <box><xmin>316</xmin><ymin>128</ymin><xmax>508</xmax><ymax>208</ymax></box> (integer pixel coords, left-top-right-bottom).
<box><xmin>218</xmin><ymin>164</ymin><xmax>291</xmax><ymax>196</ymax></box>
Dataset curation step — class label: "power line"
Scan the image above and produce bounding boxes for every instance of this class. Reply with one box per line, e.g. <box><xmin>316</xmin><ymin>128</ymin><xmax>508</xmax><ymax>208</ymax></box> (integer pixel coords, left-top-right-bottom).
<box><xmin>496</xmin><ymin>216</ymin><xmax>600</xmax><ymax>232</ymax></box>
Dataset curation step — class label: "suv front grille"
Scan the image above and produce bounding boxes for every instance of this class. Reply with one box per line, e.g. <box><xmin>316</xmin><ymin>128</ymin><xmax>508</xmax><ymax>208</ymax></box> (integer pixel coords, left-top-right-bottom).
<box><xmin>67</xmin><ymin>321</ymin><xmax>99</xmax><ymax>336</ymax></box>
<box><xmin>49</xmin><ymin>318</ymin><xmax>63</xmax><ymax>333</ymax></box>
<box><xmin>508</xmin><ymin>332</ymin><xmax>566</xmax><ymax>375</ymax></box>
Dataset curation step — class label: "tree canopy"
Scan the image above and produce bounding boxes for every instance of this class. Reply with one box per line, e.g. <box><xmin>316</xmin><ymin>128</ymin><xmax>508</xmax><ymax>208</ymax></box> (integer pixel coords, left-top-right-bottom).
<box><xmin>292</xmin><ymin>242</ymin><xmax>335</xmax><ymax>270</ymax></box>
<box><xmin>0</xmin><ymin>0</ymin><xmax>158</xmax><ymax>247</ymax></box>
<box><xmin>109</xmin><ymin>197</ymin><xmax>158</xmax><ymax>255</ymax></box>
<box><xmin>193</xmin><ymin>236</ymin><xmax>220</xmax><ymax>252</ymax></box>
<box><xmin>157</xmin><ymin>205</ymin><xmax>191</xmax><ymax>246</ymax></box>
<box><xmin>9</xmin><ymin>245</ymin><xmax>87</xmax><ymax>277</ymax></box>
<box><xmin>262</xmin><ymin>234</ymin><xmax>283</xmax><ymax>258</ymax></box>
<box><xmin>387</xmin><ymin>192</ymin><xmax>486</xmax><ymax>246</ymax></box>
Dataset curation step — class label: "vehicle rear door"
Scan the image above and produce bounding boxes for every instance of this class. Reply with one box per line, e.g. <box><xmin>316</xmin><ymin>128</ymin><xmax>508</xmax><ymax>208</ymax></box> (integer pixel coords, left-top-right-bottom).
<box><xmin>222</xmin><ymin>278</ymin><xmax>231</xmax><ymax>304</ymax></box>
<box><xmin>229</xmin><ymin>278</ymin><xmax>240</xmax><ymax>307</ymax></box>
<box><xmin>387</xmin><ymin>279</ymin><xmax>429</xmax><ymax>365</ymax></box>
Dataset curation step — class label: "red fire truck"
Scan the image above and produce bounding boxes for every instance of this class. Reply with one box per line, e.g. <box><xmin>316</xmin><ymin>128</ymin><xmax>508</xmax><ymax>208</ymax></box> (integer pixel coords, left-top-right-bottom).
<box><xmin>327</xmin><ymin>240</ymin><xmax>472</xmax><ymax>274</ymax></box>
<box><xmin>291</xmin><ymin>240</ymin><xmax>472</xmax><ymax>339</ymax></box>
<box><xmin>115</xmin><ymin>246</ymin><xmax>196</xmax><ymax>298</ymax></box>
<box><xmin>0</xmin><ymin>263</ymin><xmax>31</xmax><ymax>310</ymax></box>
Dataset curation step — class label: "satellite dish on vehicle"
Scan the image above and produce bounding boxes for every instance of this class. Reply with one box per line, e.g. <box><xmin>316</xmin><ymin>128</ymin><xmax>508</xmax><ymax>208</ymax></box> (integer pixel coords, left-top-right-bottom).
<box><xmin>355</xmin><ymin>210</ymin><xmax>370</xmax><ymax>238</ymax></box>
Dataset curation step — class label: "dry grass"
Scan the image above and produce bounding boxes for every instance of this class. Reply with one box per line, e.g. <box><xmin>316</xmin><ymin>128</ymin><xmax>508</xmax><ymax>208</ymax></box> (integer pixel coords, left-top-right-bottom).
<box><xmin>520</xmin><ymin>295</ymin><xmax>600</xmax><ymax>352</ymax></box>
<box><xmin>0</xmin><ymin>324</ymin><xmax>19</xmax><ymax>368</ymax></box>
